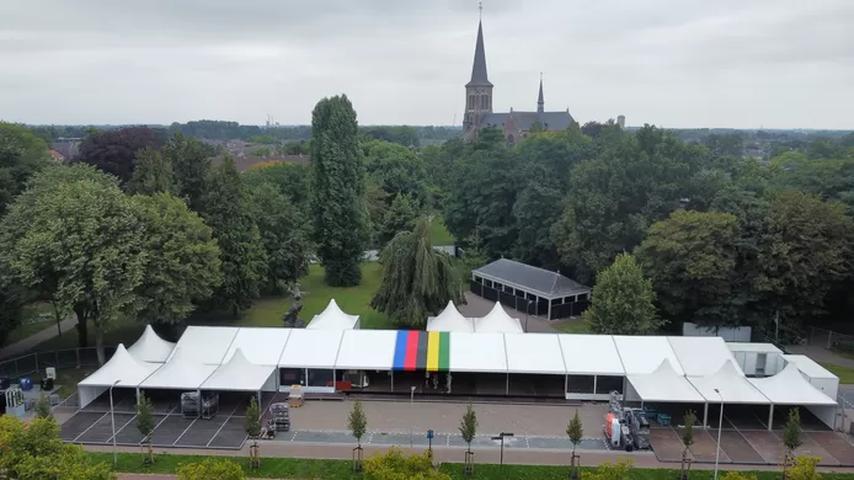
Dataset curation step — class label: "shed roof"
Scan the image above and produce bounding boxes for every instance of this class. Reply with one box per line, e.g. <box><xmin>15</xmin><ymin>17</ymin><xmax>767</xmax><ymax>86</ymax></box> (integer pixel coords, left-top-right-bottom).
<box><xmin>558</xmin><ymin>334</ymin><xmax>625</xmax><ymax>376</ymax></box>
<box><xmin>473</xmin><ymin>258</ymin><xmax>588</xmax><ymax>299</ymax></box>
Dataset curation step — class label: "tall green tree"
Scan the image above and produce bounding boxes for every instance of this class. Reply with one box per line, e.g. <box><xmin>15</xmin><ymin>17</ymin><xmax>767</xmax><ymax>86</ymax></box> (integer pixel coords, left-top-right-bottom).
<box><xmin>163</xmin><ymin>133</ymin><xmax>213</xmax><ymax>212</ymax></box>
<box><xmin>0</xmin><ymin>165</ymin><xmax>145</xmax><ymax>363</ymax></box>
<box><xmin>136</xmin><ymin>393</ymin><xmax>154</xmax><ymax>464</ymax></box>
<box><xmin>636</xmin><ymin>210</ymin><xmax>741</xmax><ymax>327</ymax></box>
<box><xmin>371</xmin><ymin>219</ymin><xmax>462</xmax><ymax>327</ymax></box>
<box><xmin>581</xmin><ymin>253</ymin><xmax>662</xmax><ymax>335</ymax></box>
<box><xmin>202</xmin><ymin>158</ymin><xmax>266</xmax><ymax>315</ymax></box>
<box><xmin>377</xmin><ymin>193</ymin><xmax>419</xmax><ymax>246</ymax></box>
<box><xmin>310</xmin><ymin>95</ymin><xmax>368</xmax><ymax>286</ymax></box>
<box><xmin>459</xmin><ymin>403</ymin><xmax>478</xmax><ymax>475</ymax></box>
<box><xmin>348</xmin><ymin>400</ymin><xmax>367</xmax><ymax>471</ymax></box>
<box><xmin>132</xmin><ymin>193</ymin><xmax>222</xmax><ymax>325</ymax></box>
<box><xmin>0</xmin><ymin>122</ymin><xmax>51</xmax><ymax>216</ymax></box>
<box><xmin>245</xmin><ymin>182</ymin><xmax>310</xmax><ymax>294</ymax></box>
<box><xmin>128</xmin><ymin>147</ymin><xmax>176</xmax><ymax>195</ymax></box>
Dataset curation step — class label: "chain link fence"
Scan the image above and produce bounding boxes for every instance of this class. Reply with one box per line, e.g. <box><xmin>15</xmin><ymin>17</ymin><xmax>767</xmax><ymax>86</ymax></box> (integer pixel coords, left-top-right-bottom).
<box><xmin>0</xmin><ymin>346</ymin><xmax>115</xmax><ymax>380</ymax></box>
<box><xmin>809</xmin><ymin>326</ymin><xmax>854</xmax><ymax>354</ymax></box>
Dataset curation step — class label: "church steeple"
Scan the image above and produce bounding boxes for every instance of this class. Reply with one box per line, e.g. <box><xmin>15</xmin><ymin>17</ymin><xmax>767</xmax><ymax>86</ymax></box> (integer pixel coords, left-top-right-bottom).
<box><xmin>463</xmin><ymin>7</ymin><xmax>494</xmax><ymax>140</ymax></box>
<box><xmin>537</xmin><ymin>73</ymin><xmax>544</xmax><ymax>113</ymax></box>
<box><xmin>467</xmin><ymin>20</ymin><xmax>492</xmax><ymax>88</ymax></box>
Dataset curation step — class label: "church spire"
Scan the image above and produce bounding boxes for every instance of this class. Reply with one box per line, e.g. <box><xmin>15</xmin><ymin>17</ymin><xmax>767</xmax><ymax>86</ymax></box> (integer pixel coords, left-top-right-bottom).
<box><xmin>467</xmin><ymin>18</ymin><xmax>492</xmax><ymax>87</ymax></box>
<box><xmin>537</xmin><ymin>73</ymin><xmax>544</xmax><ymax>113</ymax></box>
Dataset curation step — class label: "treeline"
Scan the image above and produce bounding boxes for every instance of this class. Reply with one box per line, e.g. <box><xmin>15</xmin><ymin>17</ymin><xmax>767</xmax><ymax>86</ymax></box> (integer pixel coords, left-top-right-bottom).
<box><xmin>432</xmin><ymin>124</ymin><xmax>854</xmax><ymax>336</ymax></box>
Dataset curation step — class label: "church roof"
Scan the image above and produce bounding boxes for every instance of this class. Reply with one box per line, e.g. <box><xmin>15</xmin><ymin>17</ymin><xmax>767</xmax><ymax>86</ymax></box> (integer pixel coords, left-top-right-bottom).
<box><xmin>466</xmin><ymin>21</ymin><xmax>492</xmax><ymax>88</ymax></box>
<box><xmin>481</xmin><ymin>111</ymin><xmax>575</xmax><ymax>132</ymax></box>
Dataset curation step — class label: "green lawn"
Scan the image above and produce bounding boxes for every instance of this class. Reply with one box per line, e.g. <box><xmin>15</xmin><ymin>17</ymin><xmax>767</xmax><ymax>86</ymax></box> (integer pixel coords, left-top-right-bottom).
<box><xmin>86</xmin><ymin>452</ymin><xmax>854</xmax><ymax>480</ymax></box>
<box><xmin>428</xmin><ymin>216</ymin><xmax>455</xmax><ymax>245</ymax></box>
<box><xmin>29</xmin><ymin>262</ymin><xmax>392</xmax><ymax>353</ymax></box>
<box><xmin>553</xmin><ymin>318</ymin><xmax>592</xmax><ymax>334</ymax></box>
<box><xmin>2</xmin><ymin>302</ymin><xmax>55</xmax><ymax>347</ymax></box>
<box><xmin>822</xmin><ymin>363</ymin><xmax>854</xmax><ymax>384</ymax></box>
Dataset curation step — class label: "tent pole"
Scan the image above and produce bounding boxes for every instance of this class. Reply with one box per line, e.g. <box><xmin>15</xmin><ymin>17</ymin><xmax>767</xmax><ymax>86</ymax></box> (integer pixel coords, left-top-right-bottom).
<box><xmin>257</xmin><ymin>390</ymin><xmax>261</xmax><ymax>407</ymax></box>
<box><xmin>703</xmin><ymin>402</ymin><xmax>709</xmax><ymax>428</ymax></box>
<box><xmin>593</xmin><ymin>375</ymin><xmax>598</xmax><ymax>395</ymax></box>
<box><xmin>768</xmin><ymin>404</ymin><xmax>774</xmax><ymax>431</ymax></box>
<box><xmin>547</xmin><ymin>300</ymin><xmax>552</xmax><ymax>321</ymax></box>
<box><xmin>197</xmin><ymin>389</ymin><xmax>201</xmax><ymax>419</ymax></box>
<box><xmin>564</xmin><ymin>375</ymin><xmax>569</xmax><ymax>397</ymax></box>
<box><xmin>505</xmin><ymin>373</ymin><xmax>509</xmax><ymax>396</ymax></box>
<box><xmin>390</xmin><ymin>371</ymin><xmax>394</xmax><ymax>393</ymax></box>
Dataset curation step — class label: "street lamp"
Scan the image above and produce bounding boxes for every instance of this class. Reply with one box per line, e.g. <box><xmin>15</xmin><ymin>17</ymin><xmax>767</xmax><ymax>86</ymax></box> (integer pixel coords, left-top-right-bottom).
<box><xmin>713</xmin><ymin>388</ymin><xmax>724</xmax><ymax>480</ymax></box>
<box><xmin>109</xmin><ymin>379</ymin><xmax>121</xmax><ymax>467</ymax></box>
<box><xmin>491</xmin><ymin>432</ymin><xmax>514</xmax><ymax>466</ymax></box>
<box><xmin>410</xmin><ymin>386</ymin><xmax>416</xmax><ymax>448</ymax></box>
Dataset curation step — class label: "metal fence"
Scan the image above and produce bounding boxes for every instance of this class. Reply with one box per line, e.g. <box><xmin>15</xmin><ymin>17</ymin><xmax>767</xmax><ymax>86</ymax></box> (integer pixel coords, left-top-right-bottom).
<box><xmin>0</xmin><ymin>346</ymin><xmax>115</xmax><ymax>380</ymax></box>
<box><xmin>808</xmin><ymin>326</ymin><xmax>854</xmax><ymax>353</ymax></box>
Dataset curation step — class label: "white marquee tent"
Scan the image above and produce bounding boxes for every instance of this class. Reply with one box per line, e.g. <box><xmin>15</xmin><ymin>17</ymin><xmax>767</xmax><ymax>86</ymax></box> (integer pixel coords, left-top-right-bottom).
<box><xmin>668</xmin><ymin>336</ymin><xmax>742</xmax><ymax>376</ymax></box>
<box><xmin>426</xmin><ymin>301</ymin><xmax>474</xmax><ymax>333</ymax></box>
<box><xmin>504</xmin><ymin>333</ymin><xmax>566</xmax><ymax>375</ymax></box>
<box><xmin>336</xmin><ymin>330</ymin><xmax>397</xmax><ymax>371</ymax></box>
<box><xmin>613</xmin><ymin>335</ymin><xmax>685</xmax><ymax>375</ymax></box>
<box><xmin>223</xmin><ymin>327</ymin><xmax>291</xmax><ymax>366</ymax></box>
<box><xmin>140</xmin><ymin>347</ymin><xmax>219</xmax><ymax>390</ymax></box>
<box><xmin>127</xmin><ymin>325</ymin><xmax>175</xmax><ymax>363</ymax></box>
<box><xmin>748</xmin><ymin>362</ymin><xmax>838</xmax><ymax>429</ymax></box>
<box><xmin>278</xmin><ymin>329</ymin><xmax>344</xmax><ymax>370</ymax></box>
<box><xmin>625</xmin><ymin>359</ymin><xmax>704</xmax><ymax>403</ymax></box>
<box><xmin>688</xmin><ymin>360</ymin><xmax>770</xmax><ymax>426</ymax></box>
<box><xmin>78</xmin><ymin>344</ymin><xmax>161</xmax><ymax>407</ymax></box>
<box><xmin>201</xmin><ymin>349</ymin><xmax>276</xmax><ymax>394</ymax></box>
<box><xmin>167</xmin><ymin>326</ymin><xmax>239</xmax><ymax>365</ymax></box>
<box><xmin>473</xmin><ymin>303</ymin><xmax>523</xmax><ymax>334</ymax></box>
<box><xmin>449</xmin><ymin>332</ymin><xmax>507</xmax><ymax>373</ymax></box>
<box><xmin>306</xmin><ymin>299</ymin><xmax>360</xmax><ymax>330</ymax></box>
<box><xmin>557</xmin><ymin>334</ymin><xmax>625</xmax><ymax>376</ymax></box>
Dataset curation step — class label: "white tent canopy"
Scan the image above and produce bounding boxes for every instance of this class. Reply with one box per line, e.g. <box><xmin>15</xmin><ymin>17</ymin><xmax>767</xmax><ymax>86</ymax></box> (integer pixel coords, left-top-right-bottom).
<box><xmin>223</xmin><ymin>327</ymin><xmax>291</xmax><ymax>366</ymax></box>
<box><xmin>127</xmin><ymin>325</ymin><xmax>175</xmax><ymax>363</ymax></box>
<box><xmin>748</xmin><ymin>363</ymin><xmax>837</xmax><ymax>406</ymax></box>
<box><xmin>201</xmin><ymin>349</ymin><xmax>276</xmax><ymax>392</ymax></box>
<box><xmin>426</xmin><ymin>301</ymin><xmax>474</xmax><ymax>333</ymax></box>
<box><xmin>474</xmin><ymin>303</ymin><xmax>523</xmax><ymax>334</ymax></box>
<box><xmin>782</xmin><ymin>354</ymin><xmax>837</xmax><ymax>380</ymax></box>
<box><xmin>336</xmin><ymin>330</ymin><xmax>397</xmax><ymax>370</ymax></box>
<box><xmin>688</xmin><ymin>360</ymin><xmax>769</xmax><ymax>404</ymax></box>
<box><xmin>140</xmin><ymin>347</ymin><xmax>218</xmax><ymax>390</ymax></box>
<box><xmin>278</xmin><ymin>329</ymin><xmax>344</xmax><ymax>369</ymax></box>
<box><xmin>558</xmin><ymin>334</ymin><xmax>625</xmax><ymax>376</ymax></box>
<box><xmin>449</xmin><ymin>332</ymin><xmax>507</xmax><ymax>373</ymax></box>
<box><xmin>668</xmin><ymin>336</ymin><xmax>742</xmax><ymax>376</ymax></box>
<box><xmin>169</xmin><ymin>326</ymin><xmax>238</xmax><ymax>365</ymax></box>
<box><xmin>306</xmin><ymin>299</ymin><xmax>360</xmax><ymax>330</ymax></box>
<box><xmin>505</xmin><ymin>333</ymin><xmax>565</xmax><ymax>375</ymax></box>
<box><xmin>78</xmin><ymin>344</ymin><xmax>162</xmax><ymax>407</ymax></box>
<box><xmin>613</xmin><ymin>335</ymin><xmax>685</xmax><ymax>375</ymax></box>
<box><xmin>626</xmin><ymin>359</ymin><xmax>705</xmax><ymax>403</ymax></box>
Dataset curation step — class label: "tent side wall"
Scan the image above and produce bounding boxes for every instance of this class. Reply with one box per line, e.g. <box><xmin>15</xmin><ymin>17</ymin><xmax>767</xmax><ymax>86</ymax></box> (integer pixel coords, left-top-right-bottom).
<box><xmin>807</xmin><ymin>404</ymin><xmax>838</xmax><ymax>430</ymax></box>
<box><xmin>78</xmin><ymin>385</ymin><xmax>109</xmax><ymax>409</ymax></box>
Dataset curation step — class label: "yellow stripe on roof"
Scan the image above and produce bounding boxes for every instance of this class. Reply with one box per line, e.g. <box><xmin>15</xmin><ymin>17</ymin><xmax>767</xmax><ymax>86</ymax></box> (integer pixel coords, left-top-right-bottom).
<box><xmin>427</xmin><ymin>331</ymin><xmax>440</xmax><ymax>372</ymax></box>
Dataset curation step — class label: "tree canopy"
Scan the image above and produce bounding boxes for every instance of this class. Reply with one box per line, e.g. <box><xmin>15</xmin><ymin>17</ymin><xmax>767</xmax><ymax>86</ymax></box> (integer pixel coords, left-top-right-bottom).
<box><xmin>582</xmin><ymin>253</ymin><xmax>662</xmax><ymax>335</ymax></box>
<box><xmin>78</xmin><ymin>126</ymin><xmax>165</xmax><ymax>184</ymax></box>
<box><xmin>0</xmin><ymin>122</ymin><xmax>51</xmax><ymax>216</ymax></box>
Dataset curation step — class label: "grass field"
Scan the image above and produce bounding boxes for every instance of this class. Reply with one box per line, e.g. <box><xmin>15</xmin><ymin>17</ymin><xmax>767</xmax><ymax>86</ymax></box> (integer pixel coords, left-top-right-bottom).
<box><xmin>554</xmin><ymin>317</ymin><xmax>592</xmax><ymax>334</ymax></box>
<box><xmin>428</xmin><ymin>217</ymin><xmax>455</xmax><ymax>245</ymax></box>
<box><xmin>822</xmin><ymin>362</ymin><xmax>854</xmax><ymax>384</ymax></box>
<box><xmin>86</xmin><ymin>452</ymin><xmax>854</xmax><ymax>480</ymax></box>
<box><xmin>29</xmin><ymin>262</ymin><xmax>392</xmax><ymax>352</ymax></box>
<box><xmin>2</xmin><ymin>302</ymin><xmax>55</xmax><ymax>347</ymax></box>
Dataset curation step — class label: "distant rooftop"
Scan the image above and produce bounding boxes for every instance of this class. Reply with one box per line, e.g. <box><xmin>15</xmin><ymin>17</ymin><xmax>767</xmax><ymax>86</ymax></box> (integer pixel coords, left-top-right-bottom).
<box><xmin>473</xmin><ymin>258</ymin><xmax>589</xmax><ymax>299</ymax></box>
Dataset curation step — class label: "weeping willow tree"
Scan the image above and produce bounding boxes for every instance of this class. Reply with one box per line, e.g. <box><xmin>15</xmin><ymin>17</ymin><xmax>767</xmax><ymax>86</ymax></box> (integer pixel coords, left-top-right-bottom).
<box><xmin>371</xmin><ymin>218</ymin><xmax>462</xmax><ymax>327</ymax></box>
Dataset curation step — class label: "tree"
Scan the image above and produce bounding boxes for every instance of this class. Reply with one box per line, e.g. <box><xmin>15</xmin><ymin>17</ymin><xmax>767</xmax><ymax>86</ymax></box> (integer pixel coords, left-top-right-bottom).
<box><xmin>201</xmin><ymin>158</ymin><xmax>266</xmax><ymax>315</ymax></box>
<box><xmin>242</xmin><ymin>161</ymin><xmax>311</xmax><ymax>211</ymax></box>
<box><xmin>176</xmin><ymin>458</ymin><xmax>244</xmax><ymax>480</ymax></box>
<box><xmin>566</xmin><ymin>409</ymin><xmax>583</xmax><ymax>479</ymax></box>
<box><xmin>35</xmin><ymin>394</ymin><xmax>52</xmax><ymax>419</ymax></box>
<box><xmin>0</xmin><ymin>122</ymin><xmax>51</xmax><ymax>216</ymax></box>
<box><xmin>636</xmin><ymin>210</ymin><xmax>741</xmax><ymax>327</ymax></box>
<box><xmin>245</xmin><ymin>182</ymin><xmax>310</xmax><ymax>294</ymax></box>
<box><xmin>783</xmin><ymin>408</ymin><xmax>803</xmax><ymax>478</ymax></box>
<box><xmin>128</xmin><ymin>147</ymin><xmax>176</xmax><ymax>195</ymax></box>
<box><xmin>0</xmin><ymin>416</ymin><xmax>112</xmax><ymax>480</ymax></box>
<box><xmin>377</xmin><ymin>193</ymin><xmax>419</xmax><ymax>246</ymax></box>
<box><xmin>0</xmin><ymin>274</ymin><xmax>24</xmax><ymax>347</ymax></box>
<box><xmin>136</xmin><ymin>393</ymin><xmax>154</xmax><ymax>465</ymax></box>
<box><xmin>581</xmin><ymin>253</ymin><xmax>662</xmax><ymax>335</ymax></box>
<box><xmin>754</xmin><ymin>192</ymin><xmax>853</xmax><ymax>329</ymax></box>
<box><xmin>788</xmin><ymin>456</ymin><xmax>821</xmax><ymax>480</ymax></box>
<box><xmin>132</xmin><ymin>193</ymin><xmax>222</xmax><ymax>326</ymax></box>
<box><xmin>310</xmin><ymin>95</ymin><xmax>368</xmax><ymax>286</ymax></box>
<box><xmin>245</xmin><ymin>396</ymin><xmax>261</xmax><ymax>469</ymax></box>
<box><xmin>361</xmin><ymin>139</ymin><xmax>427</xmax><ymax>205</ymax></box>
<box><xmin>348</xmin><ymin>400</ymin><xmax>367</xmax><ymax>471</ymax></box>
<box><xmin>363</xmin><ymin>448</ymin><xmax>450</xmax><ymax>480</ymax></box>
<box><xmin>459</xmin><ymin>404</ymin><xmax>478</xmax><ymax>475</ymax></box>
<box><xmin>77</xmin><ymin>126</ymin><xmax>165</xmax><ymax>184</ymax></box>
<box><xmin>0</xmin><ymin>165</ymin><xmax>145</xmax><ymax>362</ymax></box>
<box><xmin>679</xmin><ymin>410</ymin><xmax>696</xmax><ymax>480</ymax></box>
<box><xmin>163</xmin><ymin>133</ymin><xmax>213</xmax><ymax>212</ymax></box>
<box><xmin>371</xmin><ymin>219</ymin><xmax>462</xmax><ymax>327</ymax></box>
<box><xmin>585</xmin><ymin>459</ymin><xmax>634</xmax><ymax>480</ymax></box>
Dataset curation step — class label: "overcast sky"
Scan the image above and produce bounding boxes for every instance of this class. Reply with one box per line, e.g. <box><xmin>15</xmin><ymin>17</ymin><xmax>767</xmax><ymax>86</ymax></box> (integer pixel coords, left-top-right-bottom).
<box><xmin>1</xmin><ymin>0</ymin><xmax>852</xmax><ymax>129</ymax></box>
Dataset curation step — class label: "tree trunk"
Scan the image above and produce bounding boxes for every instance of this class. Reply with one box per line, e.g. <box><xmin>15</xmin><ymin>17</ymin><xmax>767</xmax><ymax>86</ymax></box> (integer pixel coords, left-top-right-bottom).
<box><xmin>74</xmin><ymin>307</ymin><xmax>88</xmax><ymax>348</ymax></box>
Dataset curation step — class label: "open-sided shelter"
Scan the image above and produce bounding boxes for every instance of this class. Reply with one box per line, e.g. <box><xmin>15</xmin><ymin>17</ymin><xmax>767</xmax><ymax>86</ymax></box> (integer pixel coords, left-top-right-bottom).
<box><xmin>558</xmin><ymin>334</ymin><xmax>626</xmax><ymax>399</ymax></box>
<box><xmin>78</xmin><ymin>344</ymin><xmax>161</xmax><ymax>407</ymax></box>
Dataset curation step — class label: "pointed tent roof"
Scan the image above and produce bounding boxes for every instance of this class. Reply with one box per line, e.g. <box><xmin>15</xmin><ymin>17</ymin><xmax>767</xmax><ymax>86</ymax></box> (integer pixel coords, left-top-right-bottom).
<box><xmin>474</xmin><ymin>303</ymin><xmax>523</xmax><ymax>333</ymax></box>
<box><xmin>140</xmin><ymin>346</ymin><xmax>219</xmax><ymax>390</ymax></box>
<box><xmin>626</xmin><ymin>359</ymin><xmax>705</xmax><ymax>403</ymax></box>
<box><xmin>748</xmin><ymin>362</ymin><xmax>837</xmax><ymax>405</ymax></box>
<box><xmin>202</xmin><ymin>349</ymin><xmax>275</xmax><ymax>391</ymax></box>
<box><xmin>466</xmin><ymin>21</ymin><xmax>492</xmax><ymax>88</ymax></box>
<box><xmin>426</xmin><ymin>301</ymin><xmax>474</xmax><ymax>333</ymax></box>
<box><xmin>306</xmin><ymin>299</ymin><xmax>359</xmax><ymax>330</ymax></box>
<box><xmin>688</xmin><ymin>360</ymin><xmax>769</xmax><ymax>404</ymax></box>
<box><xmin>128</xmin><ymin>325</ymin><xmax>176</xmax><ymax>363</ymax></box>
<box><xmin>79</xmin><ymin>344</ymin><xmax>161</xmax><ymax>388</ymax></box>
